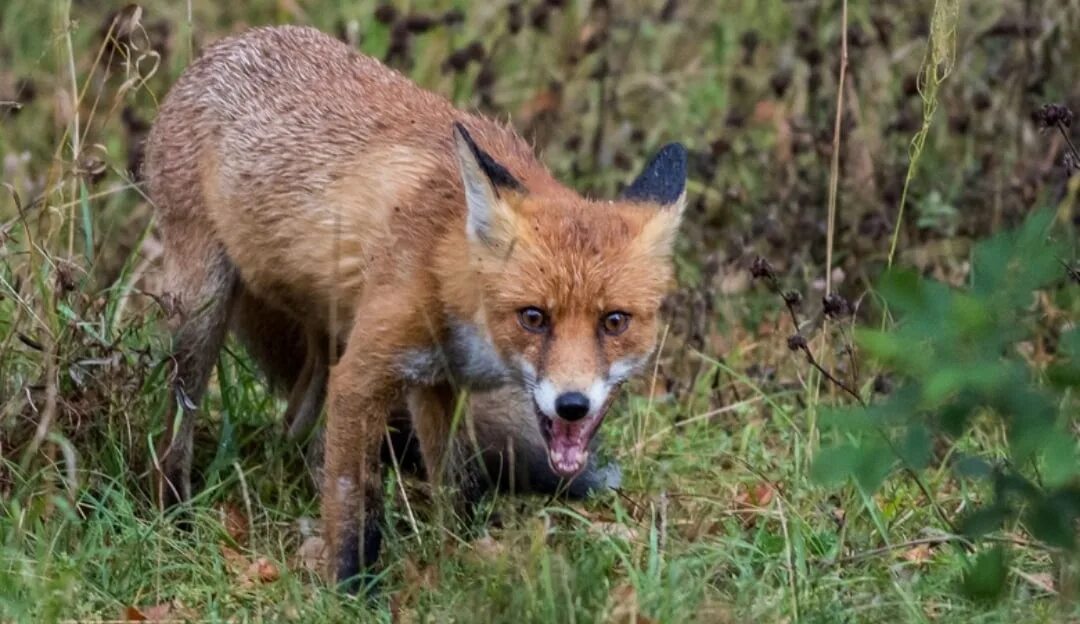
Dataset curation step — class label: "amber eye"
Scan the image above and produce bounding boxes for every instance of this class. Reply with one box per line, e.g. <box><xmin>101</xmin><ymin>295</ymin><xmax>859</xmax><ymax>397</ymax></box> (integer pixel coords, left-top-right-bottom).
<box><xmin>518</xmin><ymin>307</ymin><xmax>549</xmax><ymax>333</ymax></box>
<box><xmin>600</xmin><ymin>311</ymin><xmax>631</xmax><ymax>336</ymax></box>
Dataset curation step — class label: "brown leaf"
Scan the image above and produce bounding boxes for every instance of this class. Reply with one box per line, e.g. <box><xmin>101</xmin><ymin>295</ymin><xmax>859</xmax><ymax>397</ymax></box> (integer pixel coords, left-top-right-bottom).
<box><xmin>218</xmin><ymin>502</ymin><xmax>249</xmax><ymax>545</ymax></box>
<box><xmin>751</xmin><ymin>99</ymin><xmax>778</xmax><ymax>124</ymax></box>
<box><xmin>1018</xmin><ymin>571</ymin><xmax>1056</xmax><ymax>594</ymax></box>
<box><xmin>245</xmin><ymin>557</ymin><xmax>280</xmax><ymax>584</ymax></box>
<box><xmin>589</xmin><ymin>521</ymin><xmax>639</xmax><ymax>542</ymax></box>
<box><xmin>734</xmin><ymin>481</ymin><xmax>776</xmax><ymax>508</ymax></box>
<box><xmin>295</xmin><ymin>535</ymin><xmax>326</xmax><ymax>574</ymax></box>
<box><xmin>392</xmin><ymin>558</ymin><xmax>439</xmax><ymax>624</ymax></box>
<box><xmin>751</xmin><ymin>482</ymin><xmax>775</xmax><ymax>506</ymax></box>
<box><xmin>518</xmin><ymin>88</ymin><xmax>561</xmax><ymax>126</ymax></box>
<box><xmin>732</xmin><ymin>481</ymin><xmax>778</xmax><ymax>528</ymax></box>
<box><xmin>469</xmin><ymin>534</ymin><xmax>507</xmax><ymax>562</ymax></box>
<box><xmin>606</xmin><ymin>583</ymin><xmax>656</xmax><ymax>624</ymax></box>
<box><xmin>220</xmin><ymin>544</ymin><xmax>248</xmax><ymax>573</ymax></box>
<box><xmin>220</xmin><ymin>544</ymin><xmax>279</xmax><ymax>587</ymax></box>
<box><xmin>901</xmin><ymin>543</ymin><xmax>933</xmax><ymax>565</ymax></box>
<box><xmin>122</xmin><ymin>602</ymin><xmax>179</xmax><ymax>622</ymax></box>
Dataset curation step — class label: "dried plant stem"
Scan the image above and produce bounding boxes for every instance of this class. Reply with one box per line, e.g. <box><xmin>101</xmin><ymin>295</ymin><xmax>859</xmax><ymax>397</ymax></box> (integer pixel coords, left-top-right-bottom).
<box><xmin>751</xmin><ymin>258</ymin><xmax>962</xmax><ymax>541</ymax></box>
<box><xmin>792</xmin><ymin>341</ymin><xmax>862</xmax><ymax>406</ymax></box>
<box><xmin>824</xmin><ymin>0</ymin><xmax>847</xmax><ymax>296</ymax></box>
<box><xmin>1055</xmin><ymin>122</ymin><xmax>1080</xmax><ymax>165</ymax></box>
<box><xmin>887</xmin><ymin>0</ymin><xmax>958</xmax><ymax>269</ymax></box>
<box><xmin>63</xmin><ymin>0</ymin><xmax>81</xmax><ymax>260</ymax></box>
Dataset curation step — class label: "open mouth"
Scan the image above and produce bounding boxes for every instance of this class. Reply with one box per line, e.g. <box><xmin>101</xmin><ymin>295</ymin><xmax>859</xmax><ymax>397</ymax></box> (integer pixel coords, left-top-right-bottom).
<box><xmin>534</xmin><ymin>396</ymin><xmax>615</xmax><ymax>478</ymax></box>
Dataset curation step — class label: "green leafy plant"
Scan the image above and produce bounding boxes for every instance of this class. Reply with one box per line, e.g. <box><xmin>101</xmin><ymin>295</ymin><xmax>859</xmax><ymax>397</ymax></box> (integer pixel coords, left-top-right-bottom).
<box><xmin>815</xmin><ymin>207</ymin><xmax>1080</xmax><ymax>598</ymax></box>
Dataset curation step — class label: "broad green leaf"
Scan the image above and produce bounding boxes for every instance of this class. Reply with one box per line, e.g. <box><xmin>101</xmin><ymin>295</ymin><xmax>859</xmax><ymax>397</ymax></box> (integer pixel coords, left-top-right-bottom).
<box><xmin>899</xmin><ymin>425</ymin><xmax>932</xmax><ymax>470</ymax></box>
<box><xmin>1025</xmin><ymin>498</ymin><xmax>1076</xmax><ymax>550</ymax></box>
<box><xmin>811</xmin><ymin>444</ymin><xmax>861</xmax><ymax>486</ymax></box>
<box><xmin>952</xmin><ymin>455</ymin><xmax>993</xmax><ymax>480</ymax></box>
<box><xmin>1041</xmin><ymin>434</ymin><xmax>1079</xmax><ymax>487</ymax></box>
<box><xmin>961</xmin><ymin>546</ymin><xmax>1008</xmax><ymax>601</ymax></box>
<box><xmin>958</xmin><ymin>504</ymin><xmax>1010</xmax><ymax>539</ymax></box>
<box><xmin>853</xmin><ymin>442</ymin><xmax>896</xmax><ymax>495</ymax></box>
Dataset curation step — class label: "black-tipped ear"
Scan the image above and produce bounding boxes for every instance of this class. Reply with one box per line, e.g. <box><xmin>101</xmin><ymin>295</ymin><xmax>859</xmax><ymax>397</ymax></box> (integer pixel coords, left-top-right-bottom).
<box><xmin>452</xmin><ymin>122</ymin><xmax>524</xmax><ymax>193</ymax></box>
<box><xmin>621</xmin><ymin>143</ymin><xmax>688</xmax><ymax>206</ymax></box>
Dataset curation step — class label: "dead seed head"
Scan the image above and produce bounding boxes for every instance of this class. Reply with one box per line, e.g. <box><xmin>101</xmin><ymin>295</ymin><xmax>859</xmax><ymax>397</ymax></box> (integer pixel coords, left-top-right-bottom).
<box><xmin>403</xmin><ymin>14</ymin><xmax>438</xmax><ymax>34</ymax></box>
<box><xmin>373</xmin><ymin>4</ymin><xmax>397</xmax><ymax>24</ymax></box>
<box><xmin>822</xmin><ymin>293</ymin><xmax>852</xmax><ymax>318</ymax></box>
<box><xmin>1034</xmin><ymin>103</ymin><xmax>1073</xmax><ymax>129</ymax></box>
<box><xmin>750</xmin><ymin>256</ymin><xmax>776</xmax><ymax>280</ymax></box>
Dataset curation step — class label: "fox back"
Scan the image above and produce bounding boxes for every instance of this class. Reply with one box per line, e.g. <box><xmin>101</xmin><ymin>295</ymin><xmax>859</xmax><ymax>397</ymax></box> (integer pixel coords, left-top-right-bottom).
<box><xmin>146</xmin><ymin>25</ymin><xmax>560</xmax><ymax>335</ymax></box>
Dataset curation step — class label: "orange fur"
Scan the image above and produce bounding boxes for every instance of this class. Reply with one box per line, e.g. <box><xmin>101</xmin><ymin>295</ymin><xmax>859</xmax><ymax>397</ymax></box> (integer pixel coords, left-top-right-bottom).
<box><xmin>144</xmin><ymin>25</ymin><xmax>684</xmax><ymax>591</ymax></box>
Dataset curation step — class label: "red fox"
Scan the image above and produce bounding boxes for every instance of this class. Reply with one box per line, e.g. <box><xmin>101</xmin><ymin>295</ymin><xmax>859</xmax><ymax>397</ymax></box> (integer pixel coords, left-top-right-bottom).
<box><xmin>145</xmin><ymin>25</ymin><xmax>685</xmax><ymax>591</ymax></box>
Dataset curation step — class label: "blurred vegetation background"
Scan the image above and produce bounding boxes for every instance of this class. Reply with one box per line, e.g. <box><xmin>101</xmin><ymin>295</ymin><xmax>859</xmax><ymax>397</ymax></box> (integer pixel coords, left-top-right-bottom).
<box><xmin>1</xmin><ymin>1</ymin><xmax>1079</xmax><ymax>621</ymax></box>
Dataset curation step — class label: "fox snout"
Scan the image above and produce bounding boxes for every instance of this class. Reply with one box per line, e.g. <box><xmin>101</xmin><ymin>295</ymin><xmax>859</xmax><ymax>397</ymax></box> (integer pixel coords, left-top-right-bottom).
<box><xmin>533</xmin><ymin>377</ymin><xmax>613</xmax><ymax>423</ymax></box>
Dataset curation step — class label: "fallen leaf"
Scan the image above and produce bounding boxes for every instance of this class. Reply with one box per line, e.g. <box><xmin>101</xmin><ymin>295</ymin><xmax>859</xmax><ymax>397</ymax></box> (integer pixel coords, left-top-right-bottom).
<box><xmin>245</xmin><ymin>557</ymin><xmax>280</xmax><ymax>584</ymax></box>
<box><xmin>122</xmin><ymin>602</ymin><xmax>184</xmax><ymax>622</ymax></box>
<box><xmin>295</xmin><ymin>535</ymin><xmax>326</xmax><ymax>574</ymax></box>
<box><xmin>605</xmin><ymin>583</ymin><xmax>656</xmax><ymax>624</ymax></box>
<box><xmin>901</xmin><ymin>543</ymin><xmax>933</xmax><ymax>565</ymax></box>
<box><xmin>734</xmin><ymin>481</ymin><xmax>776</xmax><ymax>508</ymax></box>
<box><xmin>218</xmin><ymin>502</ymin><xmax>249</xmax><ymax>545</ymax></box>
<box><xmin>732</xmin><ymin>481</ymin><xmax>778</xmax><ymax>528</ymax></box>
<box><xmin>402</xmin><ymin>557</ymin><xmax>439</xmax><ymax>591</ymax></box>
<box><xmin>221</xmin><ymin>544</ymin><xmax>280</xmax><ymax>587</ymax></box>
<box><xmin>518</xmin><ymin>88</ymin><xmax>561</xmax><ymax>126</ymax></box>
<box><xmin>589</xmin><ymin>521</ymin><xmax>638</xmax><ymax>542</ymax></box>
<box><xmin>220</xmin><ymin>544</ymin><xmax>248</xmax><ymax>573</ymax></box>
<box><xmin>469</xmin><ymin>534</ymin><xmax>506</xmax><ymax>562</ymax></box>
<box><xmin>391</xmin><ymin>557</ymin><xmax>438</xmax><ymax>624</ymax></box>
<box><xmin>752</xmin><ymin>99</ymin><xmax>778</xmax><ymax>124</ymax></box>
<box><xmin>1018</xmin><ymin>570</ymin><xmax>1056</xmax><ymax>594</ymax></box>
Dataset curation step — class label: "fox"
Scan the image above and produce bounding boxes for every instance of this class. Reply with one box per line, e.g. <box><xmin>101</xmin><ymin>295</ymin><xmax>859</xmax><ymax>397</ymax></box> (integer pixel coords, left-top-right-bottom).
<box><xmin>231</xmin><ymin>290</ymin><xmax>621</xmax><ymax>498</ymax></box>
<box><xmin>144</xmin><ymin>25</ymin><xmax>686</xmax><ymax>592</ymax></box>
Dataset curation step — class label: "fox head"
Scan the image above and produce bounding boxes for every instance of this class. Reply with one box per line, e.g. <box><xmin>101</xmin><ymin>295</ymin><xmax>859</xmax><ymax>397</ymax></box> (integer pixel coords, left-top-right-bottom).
<box><xmin>452</xmin><ymin>122</ymin><xmax>686</xmax><ymax>478</ymax></box>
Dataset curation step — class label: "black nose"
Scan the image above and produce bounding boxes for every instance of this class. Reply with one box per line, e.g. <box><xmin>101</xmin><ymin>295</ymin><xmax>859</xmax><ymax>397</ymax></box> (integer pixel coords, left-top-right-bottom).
<box><xmin>554</xmin><ymin>392</ymin><xmax>590</xmax><ymax>421</ymax></box>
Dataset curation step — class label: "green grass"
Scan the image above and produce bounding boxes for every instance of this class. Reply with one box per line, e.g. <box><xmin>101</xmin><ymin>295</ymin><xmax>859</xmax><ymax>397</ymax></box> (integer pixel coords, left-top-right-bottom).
<box><xmin>2</xmin><ymin>0</ymin><xmax>1079</xmax><ymax>621</ymax></box>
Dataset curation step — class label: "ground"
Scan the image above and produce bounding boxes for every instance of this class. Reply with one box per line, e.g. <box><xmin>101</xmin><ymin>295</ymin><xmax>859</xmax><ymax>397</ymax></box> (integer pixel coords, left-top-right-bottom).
<box><xmin>1</xmin><ymin>1</ymin><xmax>1078</xmax><ymax>622</ymax></box>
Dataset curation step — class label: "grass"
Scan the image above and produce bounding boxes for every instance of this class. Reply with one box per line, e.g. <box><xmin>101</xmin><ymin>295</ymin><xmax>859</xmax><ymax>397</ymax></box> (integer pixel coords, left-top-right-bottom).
<box><xmin>2</xmin><ymin>0</ymin><xmax>1078</xmax><ymax>621</ymax></box>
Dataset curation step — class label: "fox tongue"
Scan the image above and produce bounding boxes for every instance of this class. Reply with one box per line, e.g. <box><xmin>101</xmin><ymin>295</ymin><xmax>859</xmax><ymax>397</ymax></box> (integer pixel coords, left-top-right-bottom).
<box><xmin>548</xmin><ymin>418</ymin><xmax>589</xmax><ymax>477</ymax></box>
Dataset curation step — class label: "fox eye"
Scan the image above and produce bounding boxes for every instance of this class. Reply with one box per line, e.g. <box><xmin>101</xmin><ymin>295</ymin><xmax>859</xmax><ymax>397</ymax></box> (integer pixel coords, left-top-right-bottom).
<box><xmin>600</xmin><ymin>311</ymin><xmax>631</xmax><ymax>336</ymax></box>
<box><xmin>518</xmin><ymin>307</ymin><xmax>550</xmax><ymax>333</ymax></box>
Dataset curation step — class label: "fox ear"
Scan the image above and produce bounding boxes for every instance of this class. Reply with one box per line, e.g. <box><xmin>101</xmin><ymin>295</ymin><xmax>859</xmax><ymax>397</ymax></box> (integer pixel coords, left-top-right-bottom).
<box><xmin>452</xmin><ymin>122</ymin><xmax>524</xmax><ymax>247</ymax></box>
<box><xmin>621</xmin><ymin>143</ymin><xmax>688</xmax><ymax>214</ymax></box>
<box><xmin>624</xmin><ymin>143</ymin><xmax>688</xmax><ymax>257</ymax></box>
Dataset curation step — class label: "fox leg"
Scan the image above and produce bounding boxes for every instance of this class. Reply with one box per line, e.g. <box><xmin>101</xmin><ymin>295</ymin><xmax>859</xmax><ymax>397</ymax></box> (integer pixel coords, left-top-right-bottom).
<box><xmin>408</xmin><ymin>384</ymin><xmax>483</xmax><ymax>510</ymax></box>
<box><xmin>407</xmin><ymin>384</ymin><xmax>455</xmax><ymax>487</ymax></box>
<box><xmin>156</xmin><ymin>240</ymin><xmax>236</xmax><ymax>509</ymax></box>
<box><xmin>285</xmin><ymin>327</ymin><xmax>329</xmax><ymax>441</ymax></box>
<box><xmin>322</xmin><ymin>301</ymin><xmax>412</xmax><ymax>593</ymax></box>
<box><xmin>228</xmin><ymin>293</ymin><xmax>328</xmax><ymax>442</ymax></box>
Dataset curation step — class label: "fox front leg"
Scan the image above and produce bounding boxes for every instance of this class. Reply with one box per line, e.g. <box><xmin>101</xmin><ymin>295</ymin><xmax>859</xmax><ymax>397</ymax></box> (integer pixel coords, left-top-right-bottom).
<box><xmin>322</xmin><ymin>336</ymin><xmax>403</xmax><ymax>594</ymax></box>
